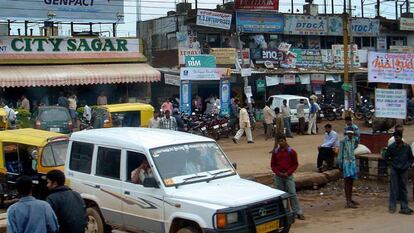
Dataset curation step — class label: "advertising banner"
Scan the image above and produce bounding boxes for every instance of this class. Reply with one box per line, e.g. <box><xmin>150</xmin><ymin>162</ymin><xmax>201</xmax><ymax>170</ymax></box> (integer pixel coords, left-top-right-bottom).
<box><xmin>0</xmin><ymin>36</ymin><xmax>143</xmax><ymax>64</ymax></box>
<box><xmin>327</xmin><ymin>16</ymin><xmax>343</xmax><ymax>36</ymax></box>
<box><xmin>236</xmin><ymin>12</ymin><xmax>284</xmax><ymax>33</ymax></box>
<box><xmin>237</xmin><ymin>48</ymin><xmax>251</xmax><ymax>65</ymax></box>
<box><xmin>251</xmin><ymin>48</ymin><xmax>284</xmax><ymax>65</ymax></box>
<box><xmin>220</xmin><ymin>79</ymin><xmax>231</xmax><ymax>116</ymax></box>
<box><xmin>180</xmin><ymin>80</ymin><xmax>192</xmax><ymax>115</ymax></box>
<box><xmin>332</xmin><ymin>44</ymin><xmax>360</xmax><ymax>68</ymax></box>
<box><xmin>178</xmin><ymin>48</ymin><xmax>201</xmax><ymax>65</ymax></box>
<box><xmin>351</xmin><ymin>19</ymin><xmax>380</xmax><ymax>37</ymax></box>
<box><xmin>283</xmin><ymin>74</ymin><xmax>296</xmax><ymax>85</ymax></box>
<box><xmin>256</xmin><ymin>79</ymin><xmax>266</xmax><ymax>93</ymax></box>
<box><xmin>311</xmin><ymin>74</ymin><xmax>325</xmax><ymax>84</ymax></box>
<box><xmin>196</xmin><ymin>10</ymin><xmax>232</xmax><ymax>30</ymax></box>
<box><xmin>265</xmin><ymin>76</ymin><xmax>280</xmax><ymax>86</ymax></box>
<box><xmin>291</xmin><ymin>49</ymin><xmax>323</xmax><ymax>68</ymax></box>
<box><xmin>375</xmin><ymin>89</ymin><xmax>407</xmax><ymax>119</ymax></box>
<box><xmin>389</xmin><ymin>46</ymin><xmax>413</xmax><ymax>53</ymax></box>
<box><xmin>400</xmin><ymin>17</ymin><xmax>414</xmax><ymax>31</ymax></box>
<box><xmin>0</xmin><ymin>0</ymin><xmax>124</xmax><ymax>22</ymax></box>
<box><xmin>235</xmin><ymin>0</ymin><xmax>279</xmax><ymax>10</ymax></box>
<box><xmin>185</xmin><ymin>55</ymin><xmax>216</xmax><ymax>67</ymax></box>
<box><xmin>210</xmin><ymin>48</ymin><xmax>236</xmax><ymax>65</ymax></box>
<box><xmin>164</xmin><ymin>74</ymin><xmax>180</xmax><ymax>86</ymax></box>
<box><xmin>180</xmin><ymin>67</ymin><xmax>230</xmax><ymax>80</ymax></box>
<box><xmin>284</xmin><ymin>15</ymin><xmax>328</xmax><ymax>35</ymax></box>
<box><xmin>368</xmin><ymin>52</ymin><xmax>414</xmax><ymax>85</ymax></box>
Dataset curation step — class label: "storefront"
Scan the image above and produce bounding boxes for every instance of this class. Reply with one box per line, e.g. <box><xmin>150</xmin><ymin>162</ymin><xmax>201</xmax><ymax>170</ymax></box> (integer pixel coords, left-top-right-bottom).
<box><xmin>0</xmin><ymin>36</ymin><xmax>161</xmax><ymax>108</ymax></box>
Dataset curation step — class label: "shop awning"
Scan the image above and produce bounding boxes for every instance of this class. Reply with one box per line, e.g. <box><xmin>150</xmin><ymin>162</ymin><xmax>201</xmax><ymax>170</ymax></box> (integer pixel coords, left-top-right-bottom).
<box><xmin>0</xmin><ymin>63</ymin><xmax>161</xmax><ymax>87</ymax></box>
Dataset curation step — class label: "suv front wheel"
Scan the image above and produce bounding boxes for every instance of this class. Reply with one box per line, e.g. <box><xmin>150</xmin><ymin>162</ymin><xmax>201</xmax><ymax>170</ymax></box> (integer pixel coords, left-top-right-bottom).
<box><xmin>85</xmin><ymin>207</ymin><xmax>105</xmax><ymax>233</ymax></box>
<box><xmin>177</xmin><ymin>227</ymin><xmax>201</xmax><ymax>233</ymax></box>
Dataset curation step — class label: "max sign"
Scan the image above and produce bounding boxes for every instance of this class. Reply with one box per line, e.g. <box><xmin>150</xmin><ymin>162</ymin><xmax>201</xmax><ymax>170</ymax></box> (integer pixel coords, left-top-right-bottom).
<box><xmin>235</xmin><ymin>0</ymin><xmax>279</xmax><ymax>10</ymax></box>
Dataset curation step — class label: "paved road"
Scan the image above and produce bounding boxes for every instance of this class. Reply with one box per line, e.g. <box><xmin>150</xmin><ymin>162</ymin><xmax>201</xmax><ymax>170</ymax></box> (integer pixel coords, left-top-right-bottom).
<box><xmin>219</xmin><ymin>120</ymin><xmax>414</xmax><ymax>176</ymax></box>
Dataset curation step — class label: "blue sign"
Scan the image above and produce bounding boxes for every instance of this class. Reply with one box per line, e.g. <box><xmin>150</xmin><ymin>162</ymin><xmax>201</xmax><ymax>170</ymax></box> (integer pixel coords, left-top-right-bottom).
<box><xmin>236</xmin><ymin>12</ymin><xmax>284</xmax><ymax>33</ymax></box>
<box><xmin>220</xmin><ymin>79</ymin><xmax>231</xmax><ymax>116</ymax></box>
<box><xmin>180</xmin><ymin>80</ymin><xmax>192</xmax><ymax>115</ymax></box>
<box><xmin>351</xmin><ymin>19</ymin><xmax>380</xmax><ymax>37</ymax></box>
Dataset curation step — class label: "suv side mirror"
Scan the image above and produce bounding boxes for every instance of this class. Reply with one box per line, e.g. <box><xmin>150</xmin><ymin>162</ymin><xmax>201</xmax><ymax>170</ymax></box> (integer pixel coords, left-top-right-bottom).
<box><xmin>232</xmin><ymin>162</ymin><xmax>238</xmax><ymax>170</ymax></box>
<box><xmin>143</xmin><ymin>177</ymin><xmax>159</xmax><ymax>189</ymax></box>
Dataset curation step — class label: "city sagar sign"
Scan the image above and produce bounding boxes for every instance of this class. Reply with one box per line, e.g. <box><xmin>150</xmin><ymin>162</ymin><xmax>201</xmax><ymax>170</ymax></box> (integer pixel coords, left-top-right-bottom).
<box><xmin>0</xmin><ymin>37</ymin><xmax>144</xmax><ymax>64</ymax></box>
<box><xmin>235</xmin><ymin>0</ymin><xmax>279</xmax><ymax>10</ymax></box>
<box><xmin>0</xmin><ymin>0</ymin><xmax>123</xmax><ymax>22</ymax></box>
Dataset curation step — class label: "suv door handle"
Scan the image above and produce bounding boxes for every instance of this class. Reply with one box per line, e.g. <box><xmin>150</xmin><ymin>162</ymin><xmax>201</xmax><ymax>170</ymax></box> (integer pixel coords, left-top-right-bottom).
<box><xmin>124</xmin><ymin>191</ymin><xmax>130</xmax><ymax>195</ymax></box>
<box><xmin>95</xmin><ymin>185</ymin><xmax>100</xmax><ymax>189</ymax></box>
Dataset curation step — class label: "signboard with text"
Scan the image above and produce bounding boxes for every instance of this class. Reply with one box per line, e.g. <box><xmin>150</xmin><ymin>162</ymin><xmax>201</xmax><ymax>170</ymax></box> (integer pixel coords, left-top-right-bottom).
<box><xmin>179</xmin><ymin>48</ymin><xmax>201</xmax><ymax>65</ymax></box>
<box><xmin>236</xmin><ymin>12</ymin><xmax>284</xmax><ymax>33</ymax></box>
<box><xmin>220</xmin><ymin>79</ymin><xmax>231</xmax><ymax>116</ymax></box>
<box><xmin>180</xmin><ymin>80</ymin><xmax>192</xmax><ymax>114</ymax></box>
<box><xmin>332</xmin><ymin>44</ymin><xmax>360</xmax><ymax>68</ymax></box>
<box><xmin>0</xmin><ymin>36</ymin><xmax>144</xmax><ymax>64</ymax></box>
<box><xmin>235</xmin><ymin>0</ymin><xmax>279</xmax><ymax>10</ymax></box>
<box><xmin>0</xmin><ymin>0</ymin><xmax>124</xmax><ymax>22</ymax></box>
<box><xmin>210</xmin><ymin>48</ymin><xmax>236</xmax><ymax>65</ymax></box>
<box><xmin>251</xmin><ymin>48</ymin><xmax>284</xmax><ymax>65</ymax></box>
<box><xmin>375</xmin><ymin>89</ymin><xmax>407</xmax><ymax>119</ymax></box>
<box><xmin>284</xmin><ymin>15</ymin><xmax>328</xmax><ymax>35</ymax></box>
<box><xmin>180</xmin><ymin>67</ymin><xmax>230</xmax><ymax>80</ymax></box>
<box><xmin>291</xmin><ymin>49</ymin><xmax>323</xmax><ymax>68</ymax></box>
<box><xmin>400</xmin><ymin>18</ymin><xmax>414</xmax><ymax>31</ymax></box>
<box><xmin>196</xmin><ymin>10</ymin><xmax>232</xmax><ymax>30</ymax></box>
<box><xmin>368</xmin><ymin>52</ymin><xmax>414</xmax><ymax>85</ymax></box>
<box><xmin>351</xmin><ymin>19</ymin><xmax>380</xmax><ymax>37</ymax></box>
<box><xmin>185</xmin><ymin>55</ymin><xmax>216</xmax><ymax>67</ymax></box>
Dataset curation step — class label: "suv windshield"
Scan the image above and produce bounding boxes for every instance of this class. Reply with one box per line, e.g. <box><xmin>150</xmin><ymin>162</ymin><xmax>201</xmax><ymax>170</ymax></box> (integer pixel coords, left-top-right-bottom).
<box><xmin>151</xmin><ymin>142</ymin><xmax>235</xmax><ymax>187</ymax></box>
<box><xmin>289</xmin><ymin>99</ymin><xmax>309</xmax><ymax>109</ymax></box>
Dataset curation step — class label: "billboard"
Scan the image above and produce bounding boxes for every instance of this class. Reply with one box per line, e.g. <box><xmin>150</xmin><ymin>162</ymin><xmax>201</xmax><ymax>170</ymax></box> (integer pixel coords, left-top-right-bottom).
<box><xmin>375</xmin><ymin>89</ymin><xmax>407</xmax><ymax>119</ymax></box>
<box><xmin>284</xmin><ymin>15</ymin><xmax>328</xmax><ymax>35</ymax></box>
<box><xmin>0</xmin><ymin>0</ymin><xmax>124</xmax><ymax>22</ymax></box>
<box><xmin>368</xmin><ymin>52</ymin><xmax>414</xmax><ymax>85</ymax></box>
<box><xmin>235</xmin><ymin>0</ymin><xmax>279</xmax><ymax>10</ymax></box>
<box><xmin>351</xmin><ymin>18</ymin><xmax>380</xmax><ymax>37</ymax></box>
<box><xmin>196</xmin><ymin>10</ymin><xmax>232</xmax><ymax>30</ymax></box>
<box><xmin>236</xmin><ymin>12</ymin><xmax>284</xmax><ymax>33</ymax></box>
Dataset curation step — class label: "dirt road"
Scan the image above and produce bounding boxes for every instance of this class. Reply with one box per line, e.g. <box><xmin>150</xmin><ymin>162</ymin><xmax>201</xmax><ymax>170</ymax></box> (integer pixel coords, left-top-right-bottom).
<box><xmin>219</xmin><ymin>120</ymin><xmax>414</xmax><ymax>175</ymax></box>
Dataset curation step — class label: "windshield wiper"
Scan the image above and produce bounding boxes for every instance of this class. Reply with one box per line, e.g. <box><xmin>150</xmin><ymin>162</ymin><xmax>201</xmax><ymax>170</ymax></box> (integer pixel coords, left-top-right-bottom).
<box><xmin>175</xmin><ymin>174</ymin><xmax>207</xmax><ymax>188</ymax></box>
<box><xmin>207</xmin><ymin>169</ymin><xmax>234</xmax><ymax>182</ymax></box>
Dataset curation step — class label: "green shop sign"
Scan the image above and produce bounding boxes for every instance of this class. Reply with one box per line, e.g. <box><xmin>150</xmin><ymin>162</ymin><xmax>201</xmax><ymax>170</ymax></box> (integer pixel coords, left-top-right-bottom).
<box><xmin>256</xmin><ymin>79</ymin><xmax>266</xmax><ymax>93</ymax></box>
<box><xmin>185</xmin><ymin>55</ymin><xmax>216</xmax><ymax>68</ymax></box>
<box><xmin>0</xmin><ymin>36</ymin><xmax>141</xmax><ymax>53</ymax></box>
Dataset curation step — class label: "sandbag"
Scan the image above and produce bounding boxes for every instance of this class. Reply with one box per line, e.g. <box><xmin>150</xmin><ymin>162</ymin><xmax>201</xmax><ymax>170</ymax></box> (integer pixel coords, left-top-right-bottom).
<box><xmin>354</xmin><ymin>144</ymin><xmax>371</xmax><ymax>155</ymax></box>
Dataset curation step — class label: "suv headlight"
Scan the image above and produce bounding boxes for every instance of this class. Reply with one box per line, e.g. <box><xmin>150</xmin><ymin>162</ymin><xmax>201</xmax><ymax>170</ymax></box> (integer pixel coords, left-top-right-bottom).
<box><xmin>216</xmin><ymin>212</ymin><xmax>240</xmax><ymax>229</ymax></box>
<box><xmin>282</xmin><ymin>198</ymin><xmax>292</xmax><ymax>212</ymax></box>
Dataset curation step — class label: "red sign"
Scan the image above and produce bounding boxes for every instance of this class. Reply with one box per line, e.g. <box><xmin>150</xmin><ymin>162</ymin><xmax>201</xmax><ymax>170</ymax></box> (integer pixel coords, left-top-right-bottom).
<box><xmin>235</xmin><ymin>0</ymin><xmax>279</xmax><ymax>10</ymax></box>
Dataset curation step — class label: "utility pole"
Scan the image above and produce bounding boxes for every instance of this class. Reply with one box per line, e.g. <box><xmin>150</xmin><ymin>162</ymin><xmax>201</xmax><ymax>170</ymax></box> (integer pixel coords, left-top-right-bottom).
<box><xmin>332</xmin><ymin>0</ymin><xmax>334</xmax><ymax>14</ymax></box>
<box><xmin>291</xmin><ymin>0</ymin><xmax>294</xmax><ymax>14</ymax></box>
<box><xmin>376</xmin><ymin>0</ymin><xmax>380</xmax><ymax>17</ymax></box>
<box><xmin>361</xmin><ymin>0</ymin><xmax>364</xmax><ymax>18</ymax></box>
<box><xmin>343</xmin><ymin>0</ymin><xmax>350</xmax><ymax>112</ymax></box>
<box><xmin>324</xmin><ymin>0</ymin><xmax>327</xmax><ymax>14</ymax></box>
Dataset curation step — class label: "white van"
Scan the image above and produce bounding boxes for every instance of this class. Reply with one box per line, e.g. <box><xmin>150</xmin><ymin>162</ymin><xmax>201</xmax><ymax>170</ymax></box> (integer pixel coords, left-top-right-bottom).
<box><xmin>65</xmin><ymin>128</ymin><xmax>295</xmax><ymax>233</ymax></box>
<box><xmin>268</xmin><ymin>95</ymin><xmax>310</xmax><ymax>125</ymax></box>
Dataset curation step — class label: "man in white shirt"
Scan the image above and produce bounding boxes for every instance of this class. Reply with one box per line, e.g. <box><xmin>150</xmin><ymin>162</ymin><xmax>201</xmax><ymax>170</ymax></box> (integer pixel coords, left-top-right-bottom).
<box><xmin>148</xmin><ymin>112</ymin><xmax>161</xmax><ymax>128</ymax></box>
<box><xmin>296</xmin><ymin>99</ymin><xmax>306</xmax><ymax>135</ymax></box>
<box><xmin>281</xmin><ymin>99</ymin><xmax>293</xmax><ymax>138</ymax></box>
<box><xmin>263</xmin><ymin>101</ymin><xmax>275</xmax><ymax>140</ymax></box>
<box><xmin>233</xmin><ymin>103</ymin><xmax>254</xmax><ymax>144</ymax></box>
<box><xmin>317</xmin><ymin>124</ymin><xmax>339</xmax><ymax>172</ymax></box>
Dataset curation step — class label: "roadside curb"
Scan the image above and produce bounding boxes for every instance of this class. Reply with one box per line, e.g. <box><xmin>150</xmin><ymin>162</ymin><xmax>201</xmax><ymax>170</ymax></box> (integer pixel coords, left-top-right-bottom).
<box><xmin>243</xmin><ymin>170</ymin><xmax>342</xmax><ymax>190</ymax></box>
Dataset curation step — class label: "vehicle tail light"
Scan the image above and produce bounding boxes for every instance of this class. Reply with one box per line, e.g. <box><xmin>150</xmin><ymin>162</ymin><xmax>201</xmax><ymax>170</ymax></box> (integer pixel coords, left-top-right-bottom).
<box><xmin>68</xmin><ymin>121</ymin><xmax>73</xmax><ymax>130</ymax></box>
<box><xmin>35</xmin><ymin>121</ymin><xmax>41</xmax><ymax>129</ymax></box>
<box><xmin>216</xmin><ymin>213</ymin><xmax>227</xmax><ymax>229</ymax></box>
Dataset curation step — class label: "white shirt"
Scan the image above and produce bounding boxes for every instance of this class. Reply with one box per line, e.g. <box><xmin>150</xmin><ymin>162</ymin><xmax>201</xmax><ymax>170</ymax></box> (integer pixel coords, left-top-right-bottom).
<box><xmin>149</xmin><ymin>117</ymin><xmax>161</xmax><ymax>128</ymax></box>
<box><xmin>83</xmin><ymin>105</ymin><xmax>92</xmax><ymax>121</ymax></box>
<box><xmin>281</xmin><ymin>105</ymin><xmax>291</xmax><ymax>118</ymax></box>
<box><xmin>296</xmin><ymin>103</ymin><xmax>305</xmax><ymax>118</ymax></box>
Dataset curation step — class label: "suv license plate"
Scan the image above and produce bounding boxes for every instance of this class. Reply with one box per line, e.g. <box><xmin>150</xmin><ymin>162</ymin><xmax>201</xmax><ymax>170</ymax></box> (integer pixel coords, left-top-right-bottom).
<box><xmin>50</xmin><ymin>128</ymin><xmax>60</xmax><ymax>132</ymax></box>
<box><xmin>256</xmin><ymin>220</ymin><xmax>279</xmax><ymax>233</ymax></box>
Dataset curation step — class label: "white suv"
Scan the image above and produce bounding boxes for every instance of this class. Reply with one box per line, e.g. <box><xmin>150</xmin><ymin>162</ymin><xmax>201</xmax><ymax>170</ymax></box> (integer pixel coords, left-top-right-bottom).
<box><xmin>65</xmin><ymin>128</ymin><xmax>295</xmax><ymax>233</ymax></box>
<box><xmin>268</xmin><ymin>95</ymin><xmax>310</xmax><ymax>125</ymax></box>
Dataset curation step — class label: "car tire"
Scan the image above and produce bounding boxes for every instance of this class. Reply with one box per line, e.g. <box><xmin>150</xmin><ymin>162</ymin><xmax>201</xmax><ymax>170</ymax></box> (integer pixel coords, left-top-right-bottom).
<box><xmin>85</xmin><ymin>207</ymin><xmax>105</xmax><ymax>233</ymax></box>
<box><xmin>177</xmin><ymin>226</ymin><xmax>201</xmax><ymax>233</ymax></box>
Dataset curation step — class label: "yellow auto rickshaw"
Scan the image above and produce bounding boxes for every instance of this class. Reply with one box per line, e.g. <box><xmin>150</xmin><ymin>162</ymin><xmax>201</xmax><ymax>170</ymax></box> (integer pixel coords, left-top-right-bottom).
<box><xmin>0</xmin><ymin>129</ymin><xmax>69</xmax><ymax>204</ymax></box>
<box><xmin>0</xmin><ymin>108</ymin><xmax>7</xmax><ymax>130</ymax></box>
<box><xmin>92</xmin><ymin>103</ymin><xmax>154</xmax><ymax>128</ymax></box>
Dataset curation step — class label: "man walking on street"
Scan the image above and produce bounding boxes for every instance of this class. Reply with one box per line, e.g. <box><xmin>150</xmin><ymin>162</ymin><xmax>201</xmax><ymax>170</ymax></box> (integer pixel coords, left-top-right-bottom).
<box><xmin>229</xmin><ymin>98</ymin><xmax>240</xmax><ymax>134</ymax></box>
<box><xmin>307</xmin><ymin>98</ymin><xmax>318</xmax><ymax>135</ymax></box>
<box><xmin>317</xmin><ymin>124</ymin><xmax>339</xmax><ymax>172</ymax></box>
<box><xmin>263</xmin><ymin>101</ymin><xmax>275</xmax><ymax>140</ymax></box>
<box><xmin>46</xmin><ymin>170</ymin><xmax>86</xmax><ymax>233</ymax></box>
<box><xmin>297</xmin><ymin>99</ymin><xmax>306</xmax><ymax>135</ymax></box>
<box><xmin>385</xmin><ymin>131</ymin><xmax>414</xmax><ymax>215</ymax></box>
<box><xmin>271</xmin><ymin>135</ymin><xmax>305</xmax><ymax>220</ymax></box>
<box><xmin>344</xmin><ymin>116</ymin><xmax>360</xmax><ymax>144</ymax></box>
<box><xmin>281</xmin><ymin>100</ymin><xmax>293</xmax><ymax>138</ymax></box>
<box><xmin>20</xmin><ymin>95</ymin><xmax>30</xmax><ymax>112</ymax></box>
<box><xmin>233</xmin><ymin>103</ymin><xmax>254</xmax><ymax>144</ymax></box>
<box><xmin>274</xmin><ymin>107</ymin><xmax>284</xmax><ymax>138</ymax></box>
<box><xmin>160</xmin><ymin>110</ymin><xmax>177</xmax><ymax>131</ymax></box>
<box><xmin>7</xmin><ymin>176</ymin><xmax>59</xmax><ymax>233</ymax></box>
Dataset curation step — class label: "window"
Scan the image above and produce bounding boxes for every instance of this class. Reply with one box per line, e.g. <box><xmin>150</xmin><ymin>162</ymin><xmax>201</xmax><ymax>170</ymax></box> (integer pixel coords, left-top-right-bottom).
<box><xmin>96</xmin><ymin>147</ymin><xmax>121</xmax><ymax>180</ymax></box>
<box><xmin>42</xmin><ymin>140</ymin><xmax>68</xmax><ymax>167</ymax></box>
<box><xmin>69</xmin><ymin>142</ymin><xmax>93</xmax><ymax>174</ymax></box>
<box><xmin>127</xmin><ymin>151</ymin><xmax>148</xmax><ymax>184</ymax></box>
